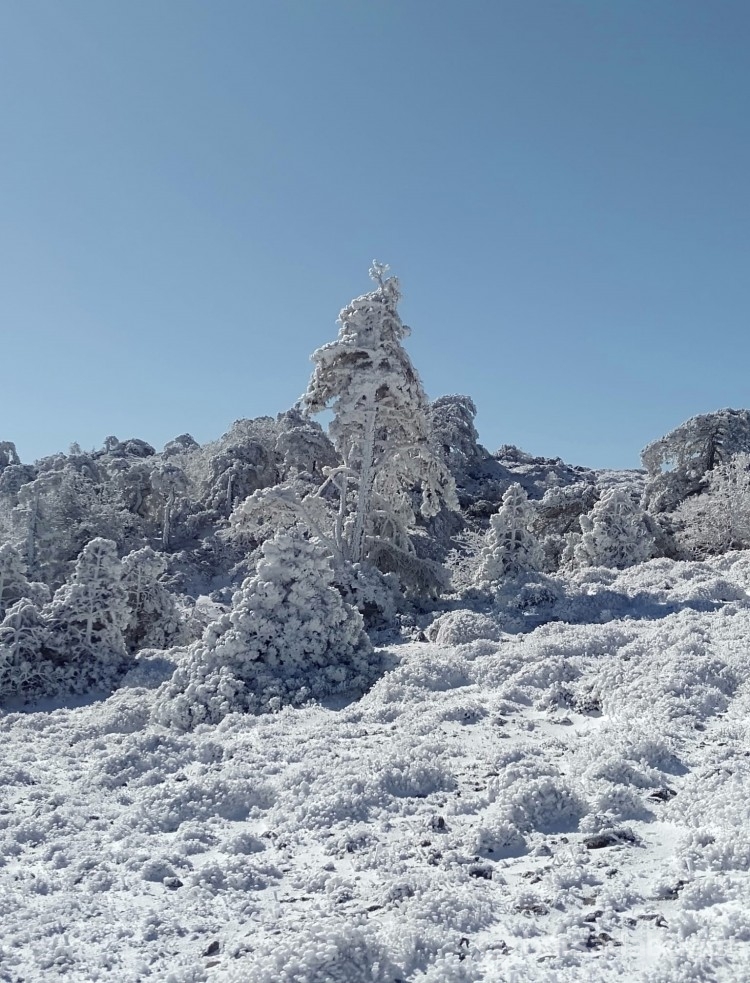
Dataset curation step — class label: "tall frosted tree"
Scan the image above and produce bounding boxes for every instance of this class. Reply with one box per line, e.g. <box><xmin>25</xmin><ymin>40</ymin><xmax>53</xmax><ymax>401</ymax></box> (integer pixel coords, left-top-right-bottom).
<box><xmin>302</xmin><ymin>263</ymin><xmax>458</xmax><ymax>565</ymax></box>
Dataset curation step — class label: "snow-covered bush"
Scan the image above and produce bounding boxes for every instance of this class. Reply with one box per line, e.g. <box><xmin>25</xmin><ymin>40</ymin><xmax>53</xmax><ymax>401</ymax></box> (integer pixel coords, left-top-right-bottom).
<box><xmin>43</xmin><ymin>537</ymin><xmax>130</xmax><ymax>693</ymax></box>
<box><xmin>196</xmin><ymin>416</ymin><xmax>280</xmax><ymax>517</ymax></box>
<box><xmin>535</xmin><ymin>481</ymin><xmax>598</xmax><ymax>570</ymax></box>
<box><xmin>0</xmin><ymin>537</ymin><xmax>131</xmax><ymax>701</ymax></box>
<box><xmin>121</xmin><ymin>547</ymin><xmax>185</xmax><ymax>651</ymax></box>
<box><xmin>573</xmin><ymin>488</ymin><xmax>655</xmax><ymax>569</ymax></box>
<box><xmin>0</xmin><ymin>543</ymin><xmax>34</xmax><ymax>617</ymax></box>
<box><xmin>153</xmin><ymin>532</ymin><xmax>375</xmax><ymax>729</ymax></box>
<box><xmin>470</xmin><ymin>809</ymin><xmax>526</xmax><ymax>858</ymax></box>
<box><xmin>332</xmin><ymin>561</ymin><xmax>401</xmax><ymax>626</ymax></box>
<box><xmin>674</xmin><ymin>452</ymin><xmax>750</xmax><ymax>557</ymax></box>
<box><xmin>474</xmin><ymin>483</ymin><xmax>543</xmax><ymax>586</ymax></box>
<box><xmin>0</xmin><ymin>599</ymin><xmax>56</xmax><ymax>700</ymax></box>
<box><xmin>275</xmin><ymin>406</ymin><xmax>339</xmax><ymax>478</ymax></box>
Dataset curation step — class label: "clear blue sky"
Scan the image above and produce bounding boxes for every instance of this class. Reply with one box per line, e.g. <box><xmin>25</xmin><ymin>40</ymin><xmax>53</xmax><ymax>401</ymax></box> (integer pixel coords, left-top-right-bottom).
<box><xmin>2</xmin><ymin>0</ymin><xmax>749</xmax><ymax>469</ymax></box>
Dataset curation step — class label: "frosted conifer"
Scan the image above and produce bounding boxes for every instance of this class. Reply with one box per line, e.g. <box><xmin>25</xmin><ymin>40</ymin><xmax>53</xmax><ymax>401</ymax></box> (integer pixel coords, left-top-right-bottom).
<box><xmin>154</xmin><ymin>531</ymin><xmax>374</xmax><ymax>729</ymax></box>
<box><xmin>474</xmin><ymin>483</ymin><xmax>543</xmax><ymax>585</ymax></box>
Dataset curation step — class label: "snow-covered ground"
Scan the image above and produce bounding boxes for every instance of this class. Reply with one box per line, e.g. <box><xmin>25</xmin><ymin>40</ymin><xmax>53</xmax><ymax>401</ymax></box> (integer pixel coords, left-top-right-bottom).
<box><xmin>2</xmin><ymin>555</ymin><xmax>750</xmax><ymax>982</ymax></box>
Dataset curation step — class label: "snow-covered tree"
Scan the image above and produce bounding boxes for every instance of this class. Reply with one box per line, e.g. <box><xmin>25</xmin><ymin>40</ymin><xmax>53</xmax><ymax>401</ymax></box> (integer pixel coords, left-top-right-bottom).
<box><xmin>149</xmin><ymin>462</ymin><xmax>189</xmax><ymax>548</ymax></box>
<box><xmin>430</xmin><ymin>394</ymin><xmax>483</xmax><ymax>471</ymax></box>
<box><xmin>43</xmin><ymin>537</ymin><xmax>129</xmax><ymax>691</ymax></box>
<box><xmin>162</xmin><ymin>433</ymin><xmax>200</xmax><ymax>459</ymax></box>
<box><xmin>153</xmin><ymin>531</ymin><xmax>374</xmax><ymax>729</ymax></box>
<box><xmin>13</xmin><ymin>471</ymin><xmax>62</xmax><ymax>579</ymax></box>
<box><xmin>573</xmin><ymin>489</ymin><xmax>655</xmax><ymax>569</ymax></box>
<box><xmin>474</xmin><ymin>483</ymin><xmax>543</xmax><ymax>585</ymax></box>
<box><xmin>0</xmin><ymin>463</ymin><xmax>35</xmax><ymax>506</ymax></box>
<box><xmin>275</xmin><ymin>407</ymin><xmax>339</xmax><ymax>478</ymax></box>
<box><xmin>674</xmin><ymin>452</ymin><xmax>750</xmax><ymax>557</ymax></box>
<box><xmin>121</xmin><ymin>546</ymin><xmax>185</xmax><ymax>651</ymax></box>
<box><xmin>642</xmin><ymin>408</ymin><xmax>750</xmax><ymax>513</ymax></box>
<box><xmin>302</xmin><ymin>263</ymin><xmax>458</xmax><ymax>567</ymax></box>
<box><xmin>0</xmin><ymin>600</ymin><xmax>54</xmax><ymax>700</ymax></box>
<box><xmin>195</xmin><ymin>418</ymin><xmax>280</xmax><ymax>517</ymax></box>
<box><xmin>0</xmin><ymin>442</ymin><xmax>20</xmax><ymax>470</ymax></box>
<box><xmin>534</xmin><ymin>482</ymin><xmax>598</xmax><ymax>570</ymax></box>
<box><xmin>0</xmin><ymin>543</ymin><xmax>33</xmax><ymax>617</ymax></box>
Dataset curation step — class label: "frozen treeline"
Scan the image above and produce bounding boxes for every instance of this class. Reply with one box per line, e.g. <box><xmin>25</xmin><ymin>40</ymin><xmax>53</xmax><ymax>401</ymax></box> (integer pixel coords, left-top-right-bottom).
<box><xmin>2</xmin><ymin>268</ymin><xmax>750</xmax><ymax>710</ymax></box>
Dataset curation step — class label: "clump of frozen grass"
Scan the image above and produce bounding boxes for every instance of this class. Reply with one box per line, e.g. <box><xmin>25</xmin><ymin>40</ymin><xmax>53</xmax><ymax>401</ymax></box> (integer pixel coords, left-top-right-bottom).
<box><xmin>411</xmin><ymin>952</ymin><xmax>482</xmax><ymax>983</ymax></box>
<box><xmin>125</xmin><ymin>768</ymin><xmax>273</xmax><ymax>834</ymax></box>
<box><xmin>226</xmin><ymin>920</ymin><xmax>403</xmax><ymax>983</ymax></box>
<box><xmin>586</xmin><ymin>781</ymin><xmax>652</xmax><ymax>822</ymax></box>
<box><xmin>366</xmin><ymin>651</ymin><xmax>473</xmax><ymax>712</ymax></box>
<box><xmin>153</xmin><ymin>532</ymin><xmax>375</xmax><ymax>729</ymax></box>
<box><xmin>676</xmin><ymin>827</ymin><xmax>750</xmax><ymax>872</ymax></box>
<box><xmin>377</xmin><ymin>751</ymin><xmax>456</xmax><ymax>799</ymax></box>
<box><xmin>503</xmin><ymin>775</ymin><xmax>586</xmax><ymax>833</ymax></box>
<box><xmin>641</xmin><ymin>947</ymin><xmax>734</xmax><ymax>983</ymax></box>
<box><xmin>470</xmin><ymin>810</ymin><xmax>527</xmax><ymax>858</ymax></box>
<box><xmin>426</xmin><ymin>610</ymin><xmax>503</xmax><ymax>646</ymax></box>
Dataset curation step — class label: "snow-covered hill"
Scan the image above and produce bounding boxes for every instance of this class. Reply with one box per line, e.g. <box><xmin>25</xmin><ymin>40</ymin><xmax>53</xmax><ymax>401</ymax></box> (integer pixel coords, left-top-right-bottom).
<box><xmin>2</xmin><ymin>554</ymin><xmax>750</xmax><ymax>982</ymax></box>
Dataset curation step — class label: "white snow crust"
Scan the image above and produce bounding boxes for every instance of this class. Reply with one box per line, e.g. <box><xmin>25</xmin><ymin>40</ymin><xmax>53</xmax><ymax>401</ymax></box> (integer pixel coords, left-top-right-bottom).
<box><xmin>2</xmin><ymin>554</ymin><xmax>750</xmax><ymax>981</ymax></box>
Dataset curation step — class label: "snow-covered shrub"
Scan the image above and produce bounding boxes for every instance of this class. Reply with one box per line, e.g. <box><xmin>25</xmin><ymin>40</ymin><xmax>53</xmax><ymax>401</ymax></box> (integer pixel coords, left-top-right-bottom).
<box><xmin>535</xmin><ymin>481</ymin><xmax>598</xmax><ymax>570</ymax></box>
<box><xmin>366</xmin><ymin>538</ymin><xmax>450</xmax><ymax>600</ymax></box>
<box><xmin>573</xmin><ymin>488</ymin><xmax>655</xmax><ymax>569</ymax></box>
<box><xmin>511</xmin><ymin>576</ymin><xmax>560</xmax><ymax>612</ymax></box>
<box><xmin>0</xmin><ymin>538</ymin><xmax>133</xmax><ymax>702</ymax></box>
<box><xmin>332</xmin><ymin>560</ymin><xmax>401</xmax><ymax>626</ymax></box>
<box><xmin>0</xmin><ymin>600</ymin><xmax>57</xmax><ymax>700</ymax></box>
<box><xmin>674</xmin><ymin>452</ymin><xmax>750</xmax><ymax>557</ymax></box>
<box><xmin>275</xmin><ymin>406</ymin><xmax>339</xmax><ymax>478</ymax></box>
<box><xmin>426</xmin><ymin>610</ymin><xmax>503</xmax><ymax>646</ymax></box>
<box><xmin>43</xmin><ymin>537</ymin><xmax>130</xmax><ymax>693</ymax></box>
<box><xmin>0</xmin><ymin>543</ymin><xmax>34</xmax><ymax>617</ymax></box>
<box><xmin>375</xmin><ymin>746</ymin><xmax>456</xmax><ymax>799</ymax></box>
<box><xmin>153</xmin><ymin>532</ymin><xmax>375</xmax><ymax>729</ymax></box>
<box><xmin>474</xmin><ymin>483</ymin><xmax>543</xmax><ymax>586</ymax></box>
<box><xmin>642</xmin><ymin>407</ymin><xmax>750</xmax><ymax>513</ymax></box>
<box><xmin>121</xmin><ymin>546</ymin><xmax>185</xmax><ymax>651</ymax></box>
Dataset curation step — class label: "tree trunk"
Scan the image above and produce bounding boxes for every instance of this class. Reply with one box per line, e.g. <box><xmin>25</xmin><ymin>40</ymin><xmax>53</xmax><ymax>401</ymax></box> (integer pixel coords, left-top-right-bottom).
<box><xmin>350</xmin><ymin>400</ymin><xmax>378</xmax><ymax>563</ymax></box>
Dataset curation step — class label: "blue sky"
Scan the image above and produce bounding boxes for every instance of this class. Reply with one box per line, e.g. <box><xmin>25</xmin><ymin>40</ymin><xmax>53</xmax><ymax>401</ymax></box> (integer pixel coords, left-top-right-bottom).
<box><xmin>2</xmin><ymin>0</ymin><xmax>749</xmax><ymax>469</ymax></box>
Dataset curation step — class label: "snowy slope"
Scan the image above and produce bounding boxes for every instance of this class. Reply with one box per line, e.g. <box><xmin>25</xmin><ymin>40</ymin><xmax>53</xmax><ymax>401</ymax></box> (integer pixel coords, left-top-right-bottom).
<box><xmin>2</xmin><ymin>555</ymin><xmax>750</xmax><ymax>982</ymax></box>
